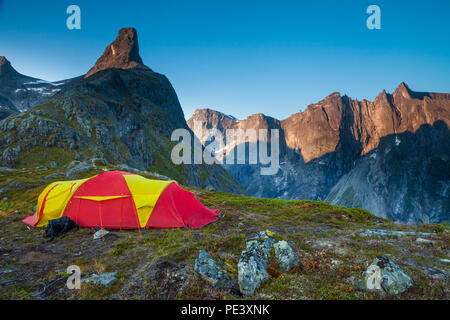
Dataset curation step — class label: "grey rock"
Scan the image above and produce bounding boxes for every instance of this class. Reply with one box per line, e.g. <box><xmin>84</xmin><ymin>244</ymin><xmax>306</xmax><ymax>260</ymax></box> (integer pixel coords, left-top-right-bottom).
<box><xmin>66</xmin><ymin>162</ymin><xmax>93</xmax><ymax>179</ymax></box>
<box><xmin>93</xmin><ymin>229</ymin><xmax>110</xmax><ymax>240</ymax></box>
<box><xmin>237</xmin><ymin>231</ymin><xmax>275</xmax><ymax>296</ymax></box>
<box><xmin>44</xmin><ymin>173</ymin><xmax>60</xmax><ymax>182</ymax></box>
<box><xmin>0</xmin><ymin>269</ymin><xmax>13</xmax><ymax>274</ymax></box>
<box><xmin>415</xmin><ymin>237</ymin><xmax>436</xmax><ymax>245</ymax></box>
<box><xmin>194</xmin><ymin>250</ymin><xmax>237</xmax><ymax>291</ymax></box>
<box><xmin>82</xmin><ymin>272</ymin><xmax>118</xmax><ymax>286</ymax></box>
<box><xmin>359</xmin><ymin>229</ymin><xmax>435</xmax><ymax>238</ymax></box>
<box><xmin>205</xmin><ymin>185</ymin><xmax>216</xmax><ymax>191</ymax></box>
<box><xmin>0</xmin><ymin>167</ymin><xmax>15</xmax><ymax>172</ymax></box>
<box><xmin>423</xmin><ymin>266</ymin><xmax>448</xmax><ymax>281</ymax></box>
<box><xmin>273</xmin><ymin>240</ymin><xmax>300</xmax><ymax>271</ymax></box>
<box><xmin>357</xmin><ymin>256</ymin><xmax>413</xmax><ymax>295</ymax></box>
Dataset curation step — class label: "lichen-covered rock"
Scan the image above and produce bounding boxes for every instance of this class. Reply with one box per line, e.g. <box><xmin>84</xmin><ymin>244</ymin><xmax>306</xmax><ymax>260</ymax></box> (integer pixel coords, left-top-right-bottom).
<box><xmin>82</xmin><ymin>272</ymin><xmax>117</xmax><ymax>287</ymax></box>
<box><xmin>238</xmin><ymin>230</ymin><xmax>300</xmax><ymax>296</ymax></box>
<box><xmin>237</xmin><ymin>231</ymin><xmax>275</xmax><ymax>296</ymax></box>
<box><xmin>357</xmin><ymin>256</ymin><xmax>413</xmax><ymax>295</ymax></box>
<box><xmin>194</xmin><ymin>250</ymin><xmax>237</xmax><ymax>291</ymax></box>
<box><xmin>273</xmin><ymin>240</ymin><xmax>300</xmax><ymax>271</ymax></box>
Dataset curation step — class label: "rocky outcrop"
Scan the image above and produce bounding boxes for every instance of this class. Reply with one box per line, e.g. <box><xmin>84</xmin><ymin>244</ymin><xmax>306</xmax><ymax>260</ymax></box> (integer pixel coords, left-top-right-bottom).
<box><xmin>188</xmin><ymin>84</ymin><xmax>450</xmax><ymax>223</ymax></box>
<box><xmin>85</xmin><ymin>28</ymin><xmax>150</xmax><ymax>78</ymax></box>
<box><xmin>327</xmin><ymin>121</ymin><xmax>450</xmax><ymax>223</ymax></box>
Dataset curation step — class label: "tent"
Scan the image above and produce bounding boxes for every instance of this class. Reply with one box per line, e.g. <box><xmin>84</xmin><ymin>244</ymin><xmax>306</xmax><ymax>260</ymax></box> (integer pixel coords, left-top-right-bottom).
<box><xmin>22</xmin><ymin>171</ymin><xmax>218</xmax><ymax>229</ymax></box>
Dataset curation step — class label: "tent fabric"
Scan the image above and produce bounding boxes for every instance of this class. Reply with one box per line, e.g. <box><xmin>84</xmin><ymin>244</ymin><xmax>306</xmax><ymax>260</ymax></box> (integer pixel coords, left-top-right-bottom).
<box><xmin>22</xmin><ymin>171</ymin><xmax>219</xmax><ymax>229</ymax></box>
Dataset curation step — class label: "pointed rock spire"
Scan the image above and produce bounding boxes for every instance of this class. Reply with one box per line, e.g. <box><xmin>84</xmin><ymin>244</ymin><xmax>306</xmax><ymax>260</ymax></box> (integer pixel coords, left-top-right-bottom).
<box><xmin>0</xmin><ymin>56</ymin><xmax>18</xmax><ymax>76</ymax></box>
<box><xmin>394</xmin><ymin>82</ymin><xmax>412</xmax><ymax>99</ymax></box>
<box><xmin>85</xmin><ymin>28</ymin><xmax>150</xmax><ymax>78</ymax></box>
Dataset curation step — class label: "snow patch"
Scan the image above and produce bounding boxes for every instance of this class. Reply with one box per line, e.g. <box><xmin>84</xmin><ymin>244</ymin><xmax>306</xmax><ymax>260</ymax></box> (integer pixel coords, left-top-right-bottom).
<box><xmin>24</xmin><ymin>80</ymin><xmax>66</xmax><ymax>86</ymax></box>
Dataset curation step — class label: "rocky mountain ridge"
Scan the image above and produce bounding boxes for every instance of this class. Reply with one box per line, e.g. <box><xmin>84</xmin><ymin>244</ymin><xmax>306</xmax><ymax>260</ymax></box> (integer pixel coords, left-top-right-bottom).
<box><xmin>0</xmin><ymin>28</ymin><xmax>244</xmax><ymax>194</ymax></box>
<box><xmin>0</xmin><ymin>56</ymin><xmax>79</xmax><ymax>118</ymax></box>
<box><xmin>188</xmin><ymin>84</ymin><xmax>450</xmax><ymax>223</ymax></box>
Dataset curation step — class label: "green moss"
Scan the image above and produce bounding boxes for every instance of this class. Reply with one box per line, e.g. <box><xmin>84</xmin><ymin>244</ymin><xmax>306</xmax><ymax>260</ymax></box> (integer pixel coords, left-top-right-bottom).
<box><xmin>17</xmin><ymin>146</ymin><xmax>75</xmax><ymax>168</ymax></box>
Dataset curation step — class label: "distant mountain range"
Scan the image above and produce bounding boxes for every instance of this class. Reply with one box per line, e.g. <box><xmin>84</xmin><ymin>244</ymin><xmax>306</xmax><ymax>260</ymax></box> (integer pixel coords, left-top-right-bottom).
<box><xmin>0</xmin><ymin>56</ymin><xmax>81</xmax><ymax>117</ymax></box>
<box><xmin>0</xmin><ymin>28</ymin><xmax>244</xmax><ymax>194</ymax></box>
<box><xmin>188</xmin><ymin>84</ymin><xmax>450</xmax><ymax>224</ymax></box>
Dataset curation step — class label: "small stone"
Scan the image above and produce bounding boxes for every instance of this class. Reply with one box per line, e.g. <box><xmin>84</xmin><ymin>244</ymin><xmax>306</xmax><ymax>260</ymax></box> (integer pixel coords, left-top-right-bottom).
<box><xmin>93</xmin><ymin>229</ymin><xmax>110</xmax><ymax>240</ymax></box>
<box><xmin>0</xmin><ymin>269</ymin><xmax>13</xmax><ymax>274</ymax></box>
<box><xmin>360</xmin><ymin>229</ymin><xmax>435</xmax><ymax>238</ymax></box>
<box><xmin>423</xmin><ymin>266</ymin><xmax>448</xmax><ymax>281</ymax></box>
<box><xmin>82</xmin><ymin>272</ymin><xmax>117</xmax><ymax>286</ymax></box>
<box><xmin>415</xmin><ymin>237</ymin><xmax>436</xmax><ymax>245</ymax></box>
<box><xmin>439</xmin><ymin>258</ymin><xmax>450</xmax><ymax>264</ymax></box>
<box><xmin>331</xmin><ymin>259</ymin><xmax>342</xmax><ymax>266</ymax></box>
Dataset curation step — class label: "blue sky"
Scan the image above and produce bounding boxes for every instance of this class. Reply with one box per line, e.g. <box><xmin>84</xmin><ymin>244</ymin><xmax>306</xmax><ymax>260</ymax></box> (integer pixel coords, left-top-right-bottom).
<box><xmin>0</xmin><ymin>0</ymin><xmax>449</xmax><ymax>120</ymax></box>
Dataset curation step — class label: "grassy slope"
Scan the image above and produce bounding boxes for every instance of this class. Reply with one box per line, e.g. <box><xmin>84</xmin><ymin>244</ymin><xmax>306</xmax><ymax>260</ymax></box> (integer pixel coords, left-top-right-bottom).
<box><xmin>0</xmin><ymin>167</ymin><xmax>448</xmax><ymax>300</ymax></box>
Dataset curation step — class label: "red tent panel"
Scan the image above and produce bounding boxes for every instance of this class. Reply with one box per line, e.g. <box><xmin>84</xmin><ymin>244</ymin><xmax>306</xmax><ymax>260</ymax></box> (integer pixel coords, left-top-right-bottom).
<box><xmin>147</xmin><ymin>182</ymin><xmax>219</xmax><ymax>229</ymax></box>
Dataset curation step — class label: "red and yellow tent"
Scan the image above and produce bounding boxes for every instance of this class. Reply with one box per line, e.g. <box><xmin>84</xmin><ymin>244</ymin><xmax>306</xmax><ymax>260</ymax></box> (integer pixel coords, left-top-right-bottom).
<box><xmin>22</xmin><ymin>171</ymin><xmax>218</xmax><ymax>229</ymax></box>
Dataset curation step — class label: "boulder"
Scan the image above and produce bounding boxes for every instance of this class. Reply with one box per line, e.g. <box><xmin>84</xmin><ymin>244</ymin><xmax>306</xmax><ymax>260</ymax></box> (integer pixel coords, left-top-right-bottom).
<box><xmin>82</xmin><ymin>272</ymin><xmax>118</xmax><ymax>287</ymax></box>
<box><xmin>357</xmin><ymin>256</ymin><xmax>413</xmax><ymax>295</ymax></box>
<box><xmin>238</xmin><ymin>230</ymin><xmax>300</xmax><ymax>296</ymax></box>
<box><xmin>273</xmin><ymin>240</ymin><xmax>301</xmax><ymax>271</ymax></box>
<box><xmin>66</xmin><ymin>161</ymin><xmax>93</xmax><ymax>179</ymax></box>
<box><xmin>194</xmin><ymin>250</ymin><xmax>237</xmax><ymax>292</ymax></box>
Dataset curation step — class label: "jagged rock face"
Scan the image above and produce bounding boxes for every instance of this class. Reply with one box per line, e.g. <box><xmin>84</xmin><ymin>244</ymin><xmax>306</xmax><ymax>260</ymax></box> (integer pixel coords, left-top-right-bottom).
<box><xmin>327</xmin><ymin>121</ymin><xmax>450</xmax><ymax>223</ymax></box>
<box><xmin>0</xmin><ymin>94</ymin><xmax>19</xmax><ymax>120</ymax></box>
<box><xmin>85</xmin><ymin>28</ymin><xmax>150</xmax><ymax>78</ymax></box>
<box><xmin>281</xmin><ymin>83</ymin><xmax>450</xmax><ymax>162</ymax></box>
<box><xmin>188</xmin><ymin>84</ymin><xmax>450</xmax><ymax>223</ymax></box>
<box><xmin>0</xmin><ymin>56</ymin><xmax>78</xmax><ymax>116</ymax></box>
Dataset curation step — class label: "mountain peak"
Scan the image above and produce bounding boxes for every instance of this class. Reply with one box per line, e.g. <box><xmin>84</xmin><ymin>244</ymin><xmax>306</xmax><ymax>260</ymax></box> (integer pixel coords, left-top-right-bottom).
<box><xmin>85</xmin><ymin>28</ymin><xmax>150</xmax><ymax>78</ymax></box>
<box><xmin>394</xmin><ymin>82</ymin><xmax>412</xmax><ymax>99</ymax></box>
<box><xmin>0</xmin><ymin>56</ymin><xmax>8</xmax><ymax>66</ymax></box>
<box><xmin>0</xmin><ymin>56</ymin><xmax>15</xmax><ymax>74</ymax></box>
